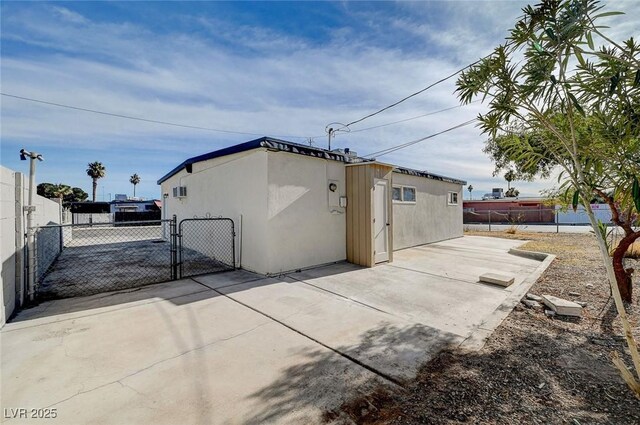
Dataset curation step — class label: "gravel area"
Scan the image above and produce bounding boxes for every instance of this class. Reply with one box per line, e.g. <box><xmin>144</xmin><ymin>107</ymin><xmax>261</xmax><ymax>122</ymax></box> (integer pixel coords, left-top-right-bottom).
<box><xmin>327</xmin><ymin>232</ymin><xmax>640</xmax><ymax>425</ymax></box>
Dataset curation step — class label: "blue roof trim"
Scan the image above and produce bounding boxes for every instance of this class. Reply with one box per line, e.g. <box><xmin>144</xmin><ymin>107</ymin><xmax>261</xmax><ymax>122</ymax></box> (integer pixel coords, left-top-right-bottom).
<box><xmin>157</xmin><ymin>136</ymin><xmax>358</xmax><ymax>184</ymax></box>
<box><xmin>157</xmin><ymin>136</ymin><xmax>466</xmax><ymax>186</ymax></box>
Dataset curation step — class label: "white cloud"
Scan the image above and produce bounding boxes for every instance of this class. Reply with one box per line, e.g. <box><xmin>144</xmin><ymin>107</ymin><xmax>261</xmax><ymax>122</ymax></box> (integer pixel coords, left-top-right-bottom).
<box><xmin>52</xmin><ymin>6</ymin><xmax>89</xmax><ymax>25</ymax></box>
<box><xmin>2</xmin><ymin>1</ymin><xmax>638</xmax><ymax>198</ymax></box>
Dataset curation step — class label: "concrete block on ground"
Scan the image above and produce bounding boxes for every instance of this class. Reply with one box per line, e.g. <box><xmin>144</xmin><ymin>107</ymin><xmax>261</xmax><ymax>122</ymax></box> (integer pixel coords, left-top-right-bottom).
<box><xmin>526</xmin><ymin>293</ymin><xmax>543</xmax><ymax>302</ymax></box>
<box><xmin>522</xmin><ymin>299</ymin><xmax>542</xmax><ymax>309</ymax></box>
<box><xmin>479</xmin><ymin>273</ymin><xmax>514</xmax><ymax>287</ymax></box>
<box><xmin>542</xmin><ymin>294</ymin><xmax>582</xmax><ymax>317</ymax></box>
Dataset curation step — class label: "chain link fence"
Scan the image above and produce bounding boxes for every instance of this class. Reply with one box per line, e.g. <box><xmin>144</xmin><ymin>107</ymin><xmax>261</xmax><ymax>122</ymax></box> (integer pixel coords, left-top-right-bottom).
<box><xmin>463</xmin><ymin>208</ymin><xmax>620</xmax><ymax>234</ymax></box>
<box><xmin>32</xmin><ymin>220</ymin><xmax>172</xmax><ymax>300</ymax></box>
<box><xmin>29</xmin><ymin>217</ymin><xmax>237</xmax><ymax>301</ymax></box>
<box><xmin>178</xmin><ymin>218</ymin><xmax>236</xmax><ymax>278</ymax></box>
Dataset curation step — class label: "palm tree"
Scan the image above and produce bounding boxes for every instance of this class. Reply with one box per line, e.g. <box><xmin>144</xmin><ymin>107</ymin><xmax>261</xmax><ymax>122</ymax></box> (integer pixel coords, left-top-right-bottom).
<box><xmin>504</xmin><ymin>170</ymin><xmax>516</xmax><ymax>190</ymax></box>
<box><xmin>86</xmin><ymin>161</ymin><xmax>106</xmax><ymax>202</ymax></box>
<box><xmin>51</xmin><ymin>184</ymin><xmax>72</xmax><ymax>204</ymax></box>
<box><xmin>467</xmin><ymin>184</ymin><xmax>474</xmax><ymax>200</ymax></box>
<box><xmin>129</xmin><ymin>173</ymin><xmax>141</xmax><ymax>197</ymax></box>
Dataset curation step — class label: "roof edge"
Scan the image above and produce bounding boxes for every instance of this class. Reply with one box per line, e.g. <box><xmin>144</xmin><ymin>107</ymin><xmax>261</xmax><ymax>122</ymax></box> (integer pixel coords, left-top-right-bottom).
<box><xmin>393</xmin><ymin>167</ymin><xmax>466</xmax><ymax>185</ymax></box>
<box><xmin>157</xmin><ymin>136</ymin><xmax>467</xmax><ymax>186</ymax></box>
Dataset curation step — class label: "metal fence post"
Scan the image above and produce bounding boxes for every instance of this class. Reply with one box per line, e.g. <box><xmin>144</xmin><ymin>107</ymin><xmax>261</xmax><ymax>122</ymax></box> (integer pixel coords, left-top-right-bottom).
<box><xmin>30</xmin><ymin>229</ymin><xmax>38</xmax><ymax>301</ymax></box>
<box><xmin>556</xmin><ymin>209</ymin><xmax>559</xmax><ymax>233</ymax></box>
<box><xmin>488</xmin><ymin>210</ymin><xmax>492</xmax><ymax>232</ymax></box>
<box><xmin>231</xmin><ymin>221</ymin><xmax>236</xmax><ymax>269</ymax></box>
<box><xmin>170</xmin><ymin>215</ymin><xmax>178</xmax><ymax>280</ymax></box>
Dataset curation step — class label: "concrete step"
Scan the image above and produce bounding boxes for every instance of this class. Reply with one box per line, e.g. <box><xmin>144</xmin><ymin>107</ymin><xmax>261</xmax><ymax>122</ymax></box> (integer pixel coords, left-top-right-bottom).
<box><xmin>479</xmin><ymin>273</ymin><xmax>514</xmax><ymax>287</ymax></box>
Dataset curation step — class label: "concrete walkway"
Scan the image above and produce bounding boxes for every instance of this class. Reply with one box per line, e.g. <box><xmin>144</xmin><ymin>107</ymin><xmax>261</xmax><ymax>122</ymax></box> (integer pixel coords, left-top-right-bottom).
<box><xmin>1</xmin><ymin>236</ymin><xmax>552</xmax><ymax>424</ymax></box>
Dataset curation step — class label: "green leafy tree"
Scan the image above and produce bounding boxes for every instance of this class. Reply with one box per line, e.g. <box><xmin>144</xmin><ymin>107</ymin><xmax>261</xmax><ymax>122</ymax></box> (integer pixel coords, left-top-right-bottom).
<box><xmin>37</xmin><ymin>183</ymin><xmax>88</xmax><ymax>206</ymax></box>
<box><xmin>456</xmin><ymin>0</ymin><xmax>640</xmax><ymax>394</ymax></box>
<box><xmin>86</xmin><ymin>161</ymin><xmax>106</xmax><ymax>202</ymax></box>
<box><xmin>37</xmin><ymin>183</ymin><xmax>55</xmax><ymax>198</ymax></box>
<box><xmin>68</xmin><ymin>187</ymin><xmax>89</xmax><ymax>204</ymax></box>
<box><xmin>129</xmin><ymin>173</ymin><xmax>141</xmax><ymax>197</ymax></box>
<box><xmin>505</xmin><ymin>187</ymin><xmax>520</xmax><ymax>198</ymax></box>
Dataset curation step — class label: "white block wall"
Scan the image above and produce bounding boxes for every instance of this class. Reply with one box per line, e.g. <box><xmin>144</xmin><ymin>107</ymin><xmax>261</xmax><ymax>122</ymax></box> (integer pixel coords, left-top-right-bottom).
<box><xmin>1</xmin><ymin>166</ymin><xmax>62</xmax><ymax>326</ymax></box>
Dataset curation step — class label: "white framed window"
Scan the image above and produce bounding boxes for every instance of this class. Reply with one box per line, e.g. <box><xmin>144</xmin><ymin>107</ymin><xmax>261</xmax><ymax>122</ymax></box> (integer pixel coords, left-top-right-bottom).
<box><xmin>393</xmin><ymin>185</ymin><xmax>416</xmax><ymax>204</ymax></box>
<box><xmin>392</xmin><ymin>186</ymin><xmax>402</xmax><ymax>201</ymax></box>
<box><xmin>448</xmin><ymin>191</ymin><xmax>459</xmax><ymax>205</ymax></box>
<box><xmin>403</xmin><ymin>187</ymin><xmax>416</xmax><ymax>202</ymax></box>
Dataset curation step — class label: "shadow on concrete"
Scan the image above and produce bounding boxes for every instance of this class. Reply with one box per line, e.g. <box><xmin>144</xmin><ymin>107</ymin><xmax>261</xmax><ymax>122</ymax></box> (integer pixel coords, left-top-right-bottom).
<box><xmin>241</xmin><ymin>322</ymin><xmax>458</xmax><ymax>425</ymax></box>
<box><xmin>9</xmin><ymin>276</ymin><xmax>227</xmax><ymax>324</ymax></box>
<box><xmin>323</xmin><ymin>328</ymin><xmax>640</xmax><ymax>424</ymax></box>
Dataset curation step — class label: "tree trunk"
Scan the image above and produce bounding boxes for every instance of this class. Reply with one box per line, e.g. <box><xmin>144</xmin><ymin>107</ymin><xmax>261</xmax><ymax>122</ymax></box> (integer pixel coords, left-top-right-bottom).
<box><xmin>133</xmin><ymin>185</ymin><xmax>136</xmax><ymax>197</ymax></box>
<box><xmin>582</xmin><ymin>201</ymin><xmax>640</xmax><ymax>392</ymax></box>
<box><xmin>613</xmin><ymin>232</ymin><xmax>640</xmax><ymax>303</ymax></box>
<box><xmin>592</xmin><ymin>189</ymin><xmax>638</xmax><ymax>303</ymax></box>
<box><xmin>92</xmin><ymin>178</ymin><xmax>97</xmax><ymax>202</ymax></box>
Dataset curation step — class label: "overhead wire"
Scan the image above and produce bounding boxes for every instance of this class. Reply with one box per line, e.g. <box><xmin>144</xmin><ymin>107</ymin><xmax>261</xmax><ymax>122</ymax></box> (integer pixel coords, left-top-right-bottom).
<box><xmin>347</xmin><ymin>100</ymin><xmax>480</xmax><ymax>133</ymax></box>
<box><xmin>342</xmin><ymin>54</ymin><xmax>491</xmax><ymax>128</ymax></box>
<box><xmin>0</xmin><ymin>92</ymin><xmax>315</xmax><ymax>140</ymax></box>
<box><xmin>363</xmin><ymin>119</ymin><xmax>476</xmax><ymax>159</ymax></box>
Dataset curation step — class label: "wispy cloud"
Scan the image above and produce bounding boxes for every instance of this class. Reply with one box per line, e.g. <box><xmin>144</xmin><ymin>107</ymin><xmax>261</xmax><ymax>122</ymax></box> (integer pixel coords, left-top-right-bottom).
<box><xmin>1</xmin><ymin>1</ymin><xmax>638</xmax><ymax>199</ymax></box>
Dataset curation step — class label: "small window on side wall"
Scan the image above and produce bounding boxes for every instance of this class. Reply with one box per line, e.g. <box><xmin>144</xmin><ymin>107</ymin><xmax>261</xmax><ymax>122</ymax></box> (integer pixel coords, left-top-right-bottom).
<box><xmin>448</xmin><ymin>191</ymin><xmax>459</xmax><ymax>205</ymax></box>
<box><xmin>403</xmin><ymin>187</ymin><xmax>416</xmax><ymax>202</ymax></box>
<box><xmin>392</xmin><ymin>186</ymin><xmax>402</xmax><ymax>201</ymax></box>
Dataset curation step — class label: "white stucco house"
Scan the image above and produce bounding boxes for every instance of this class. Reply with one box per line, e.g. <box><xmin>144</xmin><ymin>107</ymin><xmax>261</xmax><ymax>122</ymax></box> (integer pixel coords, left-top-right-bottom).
<box><xmin>158</xmin><ymin>137</ymin><xmax>465</xmax><ymax>275</ymax></box>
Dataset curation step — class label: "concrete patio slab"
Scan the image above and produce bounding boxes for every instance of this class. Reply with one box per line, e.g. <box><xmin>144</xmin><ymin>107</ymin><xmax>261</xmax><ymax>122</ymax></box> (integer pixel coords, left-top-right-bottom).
<box><xmin>288</xmin><ymin>236</ymin><xmax>545</xmax><ymax>338</ymax></box>
<box><xmin>1</xmin><ymin>235</ymin><xmax>553</xmax><ymax>425</ymax></box>
<box><xmin>2</xmin><ymin>277</ymin><xmax>385</xmax><ymax>424</ymax></box>
<box><xmin>211</xmin><ymin>276</ymin><xmax>461</xmax><ymax>382</ymax></box>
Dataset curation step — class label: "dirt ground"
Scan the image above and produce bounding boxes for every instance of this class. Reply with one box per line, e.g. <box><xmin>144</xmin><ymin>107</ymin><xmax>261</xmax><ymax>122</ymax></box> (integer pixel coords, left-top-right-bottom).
<box><xmin>327</xmin><ymin>231</ymin><xmax>640</xmax><ymax>425</ymax></box>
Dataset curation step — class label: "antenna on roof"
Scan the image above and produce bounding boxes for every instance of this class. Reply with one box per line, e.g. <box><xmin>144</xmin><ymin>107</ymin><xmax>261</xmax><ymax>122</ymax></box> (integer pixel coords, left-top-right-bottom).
<box><xmin>324</xmin><ymin>123</ymin><xmax>350</xmax><ymax>151</ymax></box>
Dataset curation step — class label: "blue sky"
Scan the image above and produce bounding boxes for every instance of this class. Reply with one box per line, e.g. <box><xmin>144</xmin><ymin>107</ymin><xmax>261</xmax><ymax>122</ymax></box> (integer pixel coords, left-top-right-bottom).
<box><xmin>1</xmin><ymin>1</ymin><xmax>638</xmax><ymax>200</ymax></box>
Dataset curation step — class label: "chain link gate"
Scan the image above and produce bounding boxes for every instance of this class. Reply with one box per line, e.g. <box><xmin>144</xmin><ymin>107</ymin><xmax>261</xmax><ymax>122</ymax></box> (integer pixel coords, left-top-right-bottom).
<box><xmin>177</xmin><ymin>218</ymin><xmax>236</xmax><ymax>278</ymax></box>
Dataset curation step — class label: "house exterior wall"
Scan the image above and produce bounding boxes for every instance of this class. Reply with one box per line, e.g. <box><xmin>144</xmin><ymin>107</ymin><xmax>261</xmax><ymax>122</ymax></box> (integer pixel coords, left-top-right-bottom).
<box><xmin>392</xmin><ymin>173</ymin><xmax>463</xmax><ymax>250</ymax></box>
<box><xmin>265</xmin><ymin>151</ymin><xmax>346</xmax><ymax>273</ymax></box>
<box><xmin>160</xmin><ymin>150</ymin><xmax>269</xmax><ymax>274</ymax></box>
<box><xmin>160</xmin><ymin>147</ymin><xmax>465</xmax><ymax>274</ymax></box>
<box><xmin>1</xmin><ymin>166</ymin><xmax>61</xmax><ymax>327</ymax></box>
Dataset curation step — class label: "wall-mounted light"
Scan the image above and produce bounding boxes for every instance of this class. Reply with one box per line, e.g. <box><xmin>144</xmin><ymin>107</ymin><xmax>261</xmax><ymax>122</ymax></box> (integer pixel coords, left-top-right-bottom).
<box><xmin>329</xmin><ymin>182</ymin><xmax>337</xmax><ymax>192</ymax></box>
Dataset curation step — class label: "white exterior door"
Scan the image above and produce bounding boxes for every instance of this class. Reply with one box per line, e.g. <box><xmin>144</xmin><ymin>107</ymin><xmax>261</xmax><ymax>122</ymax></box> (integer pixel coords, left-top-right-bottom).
<box><xmin>373</xmin><ymin>179</ymin><xmax>389</xmax><ymax>263</ymax></box>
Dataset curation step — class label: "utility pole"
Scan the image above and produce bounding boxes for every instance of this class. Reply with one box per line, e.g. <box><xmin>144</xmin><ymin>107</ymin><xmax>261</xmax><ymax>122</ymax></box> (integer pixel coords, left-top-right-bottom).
<box><xmin>20</xmin><ymin>149</ymin><xmax>43</xmax><ymax>302</ymax></box>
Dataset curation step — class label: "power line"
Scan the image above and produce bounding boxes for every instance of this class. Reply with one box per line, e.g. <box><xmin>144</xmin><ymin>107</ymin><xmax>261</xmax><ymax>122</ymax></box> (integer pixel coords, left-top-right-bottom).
<box><xmin>0</xmin><ymin>92</ymin><xmax>314</xmax><ymax>140</ymax></box>
<box><xmin>343</xmin><ymin>55</ymin><xmax>490</xmax><ymax>128</ymax></box>
<box><xmin>363</xmin><ymin>119</ymin><xmax>476</xmax><ymax>158</ymax></box>
<box><xmin>347</xmin><ymin>100</ymin><xmax>480</xmax><ymax>133</ymax></box>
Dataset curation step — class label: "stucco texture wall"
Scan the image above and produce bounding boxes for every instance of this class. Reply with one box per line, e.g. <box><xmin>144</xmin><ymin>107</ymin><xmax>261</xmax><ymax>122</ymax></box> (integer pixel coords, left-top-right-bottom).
<box><xmin>1</xmin><ymin>166</ymin><xmax>62</xmax><ymax>326</ymax></box>
<box><xmin>266</xmin><ymin>152</ymin><xmax>346</xmax><ymax>273</ymax></box>
<box><xmin>392</xmin><ymin>172</ymin><xmax>463</xmax><ymax>251</ymax></box>
<box><xmin>161</xmin><ymin>150</ymin><xmax>269</xmax><ymax>274</ymax></box>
